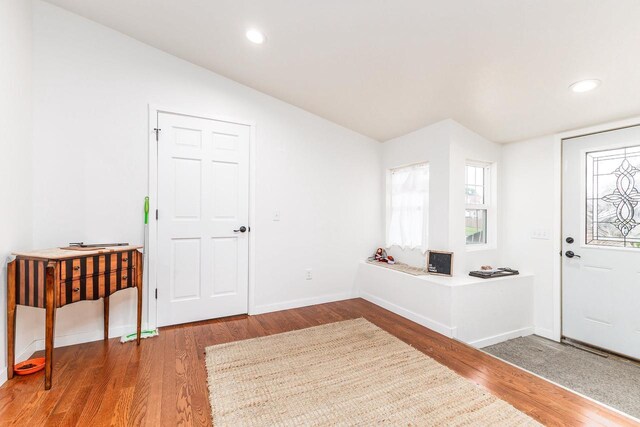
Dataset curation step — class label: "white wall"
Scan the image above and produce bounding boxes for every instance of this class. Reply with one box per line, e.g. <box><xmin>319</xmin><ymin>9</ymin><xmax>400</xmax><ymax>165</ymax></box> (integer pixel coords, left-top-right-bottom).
<box><xmin>501</xmin><ymin>118</ymin><xmax>640</xmax><ymax>341</ymax></box>
<box><xmin>15</xmin><ymin>0</ymin><xmax>633</xmax><ymax>366</ymax></box>
<box><xmin>501</xmin><ymin>136</ymin><xmax>559</xmax><ymax>339</ymax></box>
<box><xmin>382</xmin><ymin>120</ymin><xmax>451</xmax><ymax>267</ymax></box>
<box><xmin>449</xmin><ymin>121</ymin><xmax>502</xmax><ymax>274</ymax></box>
<box><xmin>381</xmin><ymin>119</ymin><xmax>502</xmax><ymax>274</ymax></box>
<box><xmin>30</xmin><ymin>1</ymin><xmax>382</xmax><ymax>344</ymax></box>
<box><xmin>0</xmin><ymin>0</ymin><xmax>38</xmax><ymax>380</ymax></box>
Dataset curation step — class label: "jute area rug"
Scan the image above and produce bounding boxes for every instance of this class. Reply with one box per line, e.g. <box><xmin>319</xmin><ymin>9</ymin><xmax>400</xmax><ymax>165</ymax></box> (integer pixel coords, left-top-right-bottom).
<box><xmin>205</xmin><ymin>318</ymin><xmax>540</xmax><ymax>426</ymax></box>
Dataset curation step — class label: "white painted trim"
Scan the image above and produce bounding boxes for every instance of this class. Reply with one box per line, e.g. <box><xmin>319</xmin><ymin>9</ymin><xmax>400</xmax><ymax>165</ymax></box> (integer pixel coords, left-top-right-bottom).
<box><xmin>534</xmin><ymin>327</ymin><xmax>556</xmax><ymax>341</ymax></box>
<box><xmin>552</xmin><ymin>134</ymin><xmax>562</xmax><ymax>342</ymax></box>
<box><xmin>0</xmin><ymin>323</ymin><xmax>142</xmax><ymax>387</ymax></box>
<box><xmin>248</xmin><ymin>123</ymin><xmax>258</xmax><ymax>315</ymax></box>
<box><xmin>464</xmin><ymin>160</ymin><xmax>498</xmax><ymax>250</ymax></box>
<box><xmin>147</xmin><ymin>104</ymin><xmax>159</xmax><ymax>330</ymax></box>
<box><xmin>359</xmin><ymin>291</ymin><xmax>455</xmax><ymax>338</ymax></box>
<box><xmin>35</xmin><ymin>324</ymin><xmax>138</xmax><ymax>350</ymax></box>
<box><xmin>554</xmin><ymin>115</ymin><xmax>640</xmax><ymax>343</ymax></box>
<box><xmin>465</xmin><ymin>243</ymin><xmax>491</xmax><ymax>252</ymax></box>
<box><xmin>147</xmin><ymin>104</ymin><xmax>257</xmax><ymax>327</ymax></box>
<box><xmin>556</xmin><ymin>116</ymin><xmax>640</xmax><ymax>141</ymax></box>
<box><xmin>251</xmin><ymin>292</ymin><xmax>353</xmax><ymax>315</ymax></box>
<box><xmin>468</xmin><ymin>327</ymin><xmax>534</xmax><ymax>348</ymax></box>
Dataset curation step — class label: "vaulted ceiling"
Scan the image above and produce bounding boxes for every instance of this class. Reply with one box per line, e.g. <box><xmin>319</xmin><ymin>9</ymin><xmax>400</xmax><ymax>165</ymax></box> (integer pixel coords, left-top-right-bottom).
<box><xmin>44</xmin><ymin>0</ymin><xmax>640</xmax><ymax>142</ymax></box>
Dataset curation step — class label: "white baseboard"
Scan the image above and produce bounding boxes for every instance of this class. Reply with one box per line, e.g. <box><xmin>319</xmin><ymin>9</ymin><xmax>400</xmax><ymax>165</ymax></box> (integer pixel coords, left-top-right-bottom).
<box><xmin>2</xmin><ymin>292</ymin><xmax>354</xmax><ymax>384</ymax></box>
<box><xmin>468</xmin><ymin>326</ymin><xmax>535</xmax><ymax>348</ymax></box>
<box><xmin>250</xmin><ymin>292</ymin><xmax>353</xmax><ymax>315</ymax></box>
<box><xmin>0</xmin><ymin>339</ymin><xmax>40</xmax><ymax>387</ymax></box>
<box><xmin>0</xmin><ymin>324</ymin><xmax>138</xmax><ymax>388</ymax></box>
<box><xmin>359</xmin><ymin>291</ymin><xmax>455</xmax><ymax>338</ymax></box>
<box><xmin>32</xmin><ymin>324</ymin><xmax>137</xmax><ymax>350</ymax></box>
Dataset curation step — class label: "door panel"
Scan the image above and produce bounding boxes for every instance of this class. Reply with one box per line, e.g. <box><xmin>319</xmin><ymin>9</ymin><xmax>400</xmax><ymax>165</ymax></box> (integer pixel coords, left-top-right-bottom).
<box><xmin>211</xmin><ymin>161</ymin><xmax>238</xmax><ymax>219</ymax></box>
<box><xmin>211</xmin><ymin>237</ymin><xmax>238</xmax><ymax>296</ymax></box>
<box><xmin>562</xmin><ymin>125</ymin><xmax>640</xmax><ymax>359</ymax></box>
<box><xmin>157</xmin><ymin>112</ymin><xmax>250</xmax><ymax>327</ymax></box>
<box><xmin>171</xmin><ymin>238</ymin><xmax>201</xmax><ymax>301</ymax></box>
<box><xmin>173</xmin><ymin>158</ymin><xmax>201</xmax><ymax>219</ymax></box>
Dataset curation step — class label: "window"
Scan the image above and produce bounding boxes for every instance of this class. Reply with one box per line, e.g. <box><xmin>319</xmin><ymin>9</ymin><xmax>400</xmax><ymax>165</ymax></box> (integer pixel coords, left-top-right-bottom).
<box><xmin>387</xmin><ymin>163</ymin><xmax>429</xmax><ymax>250</ymax></box>
<box><xmin>465</xmin><ymin>163</ymin><xmax>490</xmax><ymax>245</ymax></box>
<box><xmin>586</xmin><ymin>145</ymin><xmax>640</xmax><ymax>248</ymax></box>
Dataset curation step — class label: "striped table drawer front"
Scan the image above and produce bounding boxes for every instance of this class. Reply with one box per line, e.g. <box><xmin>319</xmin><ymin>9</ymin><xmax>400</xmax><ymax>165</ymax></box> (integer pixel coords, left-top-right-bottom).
<box><xmin>14</xmin><ymin>259</ymin><xmax>47</xmax><ymax>308</ymax></box>
<box><xmin>59</xmin><ymin>267</ymin><xmax>136</xmax><ymax>307</ymax></box>
<box><xmin>59</xmin><ymin>250</ymin><xmax>136</xmax><ymax>282</ymax></box>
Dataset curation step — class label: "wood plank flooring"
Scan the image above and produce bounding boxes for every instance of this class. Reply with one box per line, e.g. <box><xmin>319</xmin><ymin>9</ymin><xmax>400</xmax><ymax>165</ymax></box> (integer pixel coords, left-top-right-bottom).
<box><xmin>0</xmin><ymin>298</ymin><xmax>637</xmax><ymax>426</ymax></box>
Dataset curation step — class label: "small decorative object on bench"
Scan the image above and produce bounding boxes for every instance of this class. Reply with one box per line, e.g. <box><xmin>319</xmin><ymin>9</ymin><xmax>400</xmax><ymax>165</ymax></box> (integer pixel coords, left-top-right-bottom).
<box><xmin>469</xmin><ymin>267</ymin><xmax>519</xmax><ymax>279</ymax></box>
<box><xmin>426</xmin><ymin>251</ymin><xmax>453</xmax><ymax>276</ymax></box>
<box><xmin>367</xmin><ymin>248</ymin><xmax>395</xmax><ymax>264</ymax></box>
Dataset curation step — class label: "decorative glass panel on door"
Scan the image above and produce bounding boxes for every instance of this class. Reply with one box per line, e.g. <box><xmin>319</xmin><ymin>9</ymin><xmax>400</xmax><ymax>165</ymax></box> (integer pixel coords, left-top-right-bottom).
<box><xmin>586</xmin><ymin>145</ymin><xmax>640</xmax><ymax>248</ymax></box>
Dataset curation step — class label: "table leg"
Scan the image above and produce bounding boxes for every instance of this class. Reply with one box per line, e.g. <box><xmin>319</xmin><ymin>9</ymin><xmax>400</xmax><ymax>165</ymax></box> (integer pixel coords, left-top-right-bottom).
<box><xmin>7</xmin><ymin>260</ymin><xmax>16</xmax><ymax>380</ymax></box>
<box><xmin>104</xmin><ymin>296</ymin><xmax>109</xmax><ymax>340</ymax></box>
<box><xmin>44</xmin><ymin>262</ymin><xmax>56</xmax><ymax>390</ymax></box>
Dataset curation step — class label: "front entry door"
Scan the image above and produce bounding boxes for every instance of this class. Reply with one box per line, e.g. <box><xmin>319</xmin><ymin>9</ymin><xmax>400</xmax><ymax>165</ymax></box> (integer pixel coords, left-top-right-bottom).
<box><xmin>157</xmin><ymin>112</ymin><xmax>250</xmax><ymax>327</ymax></box>
<box><xmin>562</xmin><ymin>124</ymin><xmax>640</xmax><ymax>360</ymax></box>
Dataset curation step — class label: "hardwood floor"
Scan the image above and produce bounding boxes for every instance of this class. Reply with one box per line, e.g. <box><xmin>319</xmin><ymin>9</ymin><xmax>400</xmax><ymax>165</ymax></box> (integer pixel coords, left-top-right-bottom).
<box><xmin>0</xmin><ymin>298</ymin><xmax>636</xmax><ymax>426</ymax></box>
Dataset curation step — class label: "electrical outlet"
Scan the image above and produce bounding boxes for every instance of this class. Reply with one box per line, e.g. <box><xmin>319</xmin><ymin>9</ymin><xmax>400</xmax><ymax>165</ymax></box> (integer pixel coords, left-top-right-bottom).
<box><xmin>305</xmin><ymin>269</ymin><xmax>313</xmax><ymax>280</ymax></box>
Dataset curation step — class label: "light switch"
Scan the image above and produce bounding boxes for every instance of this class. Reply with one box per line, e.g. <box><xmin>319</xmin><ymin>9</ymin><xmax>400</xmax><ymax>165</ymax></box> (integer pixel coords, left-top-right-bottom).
<box><xmin>273</xmin><ymin>211</ymin><xmax>281</xmax><ymax>221</ymax></box>
<box><xmin>531</xmin><ymin>228</ymin><xmax>550</xmax><ymax>240</ymax></box>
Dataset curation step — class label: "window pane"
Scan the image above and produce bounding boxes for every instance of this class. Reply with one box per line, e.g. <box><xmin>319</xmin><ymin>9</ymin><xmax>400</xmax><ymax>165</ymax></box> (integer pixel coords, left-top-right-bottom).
<box><xmin>465</xmin><ymin>166</ymin><xmax>485</xmax><ymax>205</ymax></box>
<box><xmin>586</xmin><ymin>146</ymin><xmax>640</xmax><ymax>248</ymax></box>
<box><xmin>466</xmin><ymin>166</ymin><xmax>476</xmax><ymax>185</ymax></box>
<box><xmin>465</xmin><ymin>209</ymin><xmax>487</xmax><ymax>244</ymax></box>
<box><xmin>465</xmin><ymin>184</ymin><xmax>484</xmax><ymax>205</ymax></box>
<box><xmin>476</xmin><ymin>167</ymin><xmax>484</xmax><ymax>187</ymax></box>
<box><xmin>388</xmin><ymin>163</ymin><xmax>429</xmax><ymax>249</ymax></box>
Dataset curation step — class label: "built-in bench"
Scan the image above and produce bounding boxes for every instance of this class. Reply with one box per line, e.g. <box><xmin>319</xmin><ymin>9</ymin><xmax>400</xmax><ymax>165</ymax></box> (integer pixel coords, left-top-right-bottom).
<box><xmin>355</xmin><ymin>261</ymin><xmax>534</xmax><ymax>348</ymax></box>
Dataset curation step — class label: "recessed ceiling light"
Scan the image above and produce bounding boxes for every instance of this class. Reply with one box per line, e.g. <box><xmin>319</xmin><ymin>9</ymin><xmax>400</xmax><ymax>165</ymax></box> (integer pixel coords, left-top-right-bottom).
<box><xmin>569</xmin><ymin>79</ymin><xmax>601</xmax><ymax>93</ymax></box>
<box><xmin>246</xmin><ymin>29</ymin><xmax>266</xmax><ymax>44</ymax></box>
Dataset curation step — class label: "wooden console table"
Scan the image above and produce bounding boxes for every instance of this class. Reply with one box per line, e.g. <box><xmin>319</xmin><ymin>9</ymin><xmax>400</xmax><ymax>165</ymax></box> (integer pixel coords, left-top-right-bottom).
<box><xmin>6</xmin><ymin>245</ymin><xmax>143</xmax><ymax>390</ymax></box>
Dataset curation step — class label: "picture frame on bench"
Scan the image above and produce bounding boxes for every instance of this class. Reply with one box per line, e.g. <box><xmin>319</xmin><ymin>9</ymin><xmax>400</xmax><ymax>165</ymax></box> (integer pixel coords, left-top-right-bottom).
<box><xmin>426</xmin><ymin>250</ymin><xmax>453</xmax><ymax>276</ymax></box>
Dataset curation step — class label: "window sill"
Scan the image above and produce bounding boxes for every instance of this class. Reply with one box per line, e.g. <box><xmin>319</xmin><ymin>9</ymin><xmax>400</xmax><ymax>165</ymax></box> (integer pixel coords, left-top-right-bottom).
<box><xmin>465</xmin><ymin>244</ymin><xmax>495</xmax><ymax>252</ymax></box>
<box><xmin>385</xmin><ymin>244</ymin><xmax>427</xmax><ymax>253</ymax></box>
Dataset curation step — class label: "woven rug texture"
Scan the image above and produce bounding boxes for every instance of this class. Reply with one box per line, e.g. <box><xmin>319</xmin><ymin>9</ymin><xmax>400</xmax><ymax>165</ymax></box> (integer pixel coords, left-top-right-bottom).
<box><xmin>205</xmin><ymin>318</ymin><xmax>539</xmax><ymax>426</ymax></box>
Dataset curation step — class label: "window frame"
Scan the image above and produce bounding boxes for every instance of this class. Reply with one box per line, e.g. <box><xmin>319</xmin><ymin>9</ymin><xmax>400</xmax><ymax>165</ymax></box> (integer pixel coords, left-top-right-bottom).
<box><xmin>465</xmin><ymin>161</ymin><xmax>495</xmax><ymax>250</ymax></box>
<box><xmin>385</xmin><ymin>161</ymin><xmax>430</xmax><ymax>251</ymax></box>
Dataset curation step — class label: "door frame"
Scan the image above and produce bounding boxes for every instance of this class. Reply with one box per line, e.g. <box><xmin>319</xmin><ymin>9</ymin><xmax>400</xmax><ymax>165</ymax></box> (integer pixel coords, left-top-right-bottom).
<box><xmin>146</xmin><ymin>104</ymin><xmax>257</xmax><ymax>330</ymax></box>
<box><xmin>555</xmin><ymin>115</ymin><xmax>640</xmax><ymax>342</ymax></box>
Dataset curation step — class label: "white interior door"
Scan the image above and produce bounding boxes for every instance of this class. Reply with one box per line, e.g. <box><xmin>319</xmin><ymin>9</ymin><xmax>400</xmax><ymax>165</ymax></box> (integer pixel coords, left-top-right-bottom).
<box><xmin>157</xmin><ymin>112</ymin><xmax>250</xmax><ymax>327</ymax></box>
<box><xmin>562</xmin><ymin>125</ymin><xmax>640</xmax><ymax>360</ymax></box>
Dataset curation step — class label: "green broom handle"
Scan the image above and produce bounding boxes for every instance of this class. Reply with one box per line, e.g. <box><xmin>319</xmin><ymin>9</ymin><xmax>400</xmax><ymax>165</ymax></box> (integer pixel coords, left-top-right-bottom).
<box><xmin>144</xmin><ymin>196</ymin><xmax>149</xmax><ymax>225</ymax></box>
